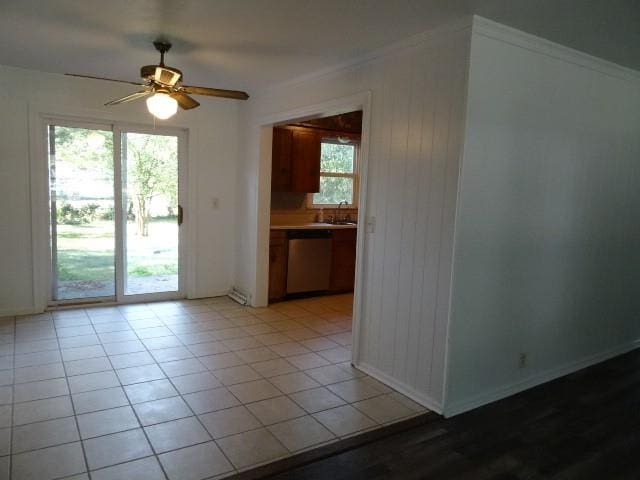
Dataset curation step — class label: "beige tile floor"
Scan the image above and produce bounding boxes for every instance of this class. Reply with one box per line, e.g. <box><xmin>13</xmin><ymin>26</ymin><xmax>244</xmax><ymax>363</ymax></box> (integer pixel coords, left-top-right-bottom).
<box><xmin>0</xmin><ymin>294</ymin><xmax>426</xmax><ymax>480</ymax></box>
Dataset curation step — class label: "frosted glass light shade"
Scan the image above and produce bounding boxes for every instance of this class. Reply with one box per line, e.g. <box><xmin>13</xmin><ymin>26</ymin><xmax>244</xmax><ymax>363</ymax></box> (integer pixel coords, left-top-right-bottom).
<box><xmin>146</xmin><ymin>93</ymin><xmax>178</xmax><ymax>120</ymax></box>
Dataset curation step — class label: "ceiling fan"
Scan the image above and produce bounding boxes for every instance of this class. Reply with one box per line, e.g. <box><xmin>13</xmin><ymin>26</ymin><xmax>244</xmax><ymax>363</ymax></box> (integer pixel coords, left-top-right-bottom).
<box><xmin>66</xmin><ymin>40</ymin><xmax>249</xmax><ymax>120</ymax></box>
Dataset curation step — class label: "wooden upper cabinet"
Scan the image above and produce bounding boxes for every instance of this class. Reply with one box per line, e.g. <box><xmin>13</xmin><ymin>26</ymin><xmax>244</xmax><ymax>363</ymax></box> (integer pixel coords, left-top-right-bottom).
<box><xmin>290</xmin><ymin>129</ymin><xmax>321</xmax><ymax>193</ymax></box>
<box><xmin>271</xmin><ymin>127</ymin><xmax>293</xmax><ymax>191</ymax></box>
<box><xmin>271</xmin><ymin>126</ymin><xmax>320</xmax><ymax>193</ymax></box>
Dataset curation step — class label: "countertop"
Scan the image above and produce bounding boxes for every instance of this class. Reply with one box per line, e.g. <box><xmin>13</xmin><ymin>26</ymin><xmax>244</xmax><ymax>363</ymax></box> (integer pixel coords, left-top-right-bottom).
<box><xmin>270</xmin><ymin>223</ymin><xmax>357</xmax><ymax>230</ymax></box>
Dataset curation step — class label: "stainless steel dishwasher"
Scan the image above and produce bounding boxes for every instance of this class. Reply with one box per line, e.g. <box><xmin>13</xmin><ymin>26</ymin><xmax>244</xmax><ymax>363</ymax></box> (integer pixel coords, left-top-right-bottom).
<box><xmin>286</xmin><ymin>229</ymin><xmax>332</xmax><ymax>294</ymax></box>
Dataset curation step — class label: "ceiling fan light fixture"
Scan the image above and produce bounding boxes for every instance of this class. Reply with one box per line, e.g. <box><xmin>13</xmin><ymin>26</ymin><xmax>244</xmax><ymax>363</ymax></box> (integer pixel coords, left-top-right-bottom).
<box><xmin>146</xmin><ymin>92</ymin><xmax>178</xmax><ymax>119</ymax></box>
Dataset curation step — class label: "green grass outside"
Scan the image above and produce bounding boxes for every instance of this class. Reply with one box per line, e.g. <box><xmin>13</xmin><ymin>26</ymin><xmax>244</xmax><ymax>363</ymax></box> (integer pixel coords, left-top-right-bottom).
<box><xmin>56</xmin><ymin>218</ymin><xmax>178</xmax><ymax>281</ymax></box>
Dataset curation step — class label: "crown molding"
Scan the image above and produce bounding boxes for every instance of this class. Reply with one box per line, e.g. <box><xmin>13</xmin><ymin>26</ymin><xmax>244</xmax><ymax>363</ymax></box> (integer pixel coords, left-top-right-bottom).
<box><xmin>472</xmin><ymin>15</ymin><xmax>640</xmax><ymax>85</ymax></box>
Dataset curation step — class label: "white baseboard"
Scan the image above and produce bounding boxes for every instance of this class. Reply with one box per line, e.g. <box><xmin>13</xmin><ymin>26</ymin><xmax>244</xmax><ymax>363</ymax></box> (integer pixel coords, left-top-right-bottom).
<box><xmin>1</xmin><ymin>290</ymin><xmax>233</xmax><ymax>317</ymax></box>
<box><xmin>187</xmin><ymin>290</ymin><xmax>231</xmax><ymax>300</ymax></box>
<box><xmin>444</xmin><ymin>339</ymin><xmax>640</xmax><ymax>417</ymax></box>
<box><xmin>355</xmin><ymin>361</ymin><xmax>443</xmax><ymax>414</ymax></box>
<box><xmin>0</xmin><ymin>306</ymin><xmax>37</xmax><ymax>317</ymax></box>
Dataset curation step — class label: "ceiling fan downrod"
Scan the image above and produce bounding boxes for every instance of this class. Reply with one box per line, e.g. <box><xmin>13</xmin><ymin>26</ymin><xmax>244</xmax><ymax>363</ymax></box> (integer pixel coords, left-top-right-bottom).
<box><xmin>153</xmin><ymin>40</ymin><xmax>172</xmax><ymax>66</ymax></box>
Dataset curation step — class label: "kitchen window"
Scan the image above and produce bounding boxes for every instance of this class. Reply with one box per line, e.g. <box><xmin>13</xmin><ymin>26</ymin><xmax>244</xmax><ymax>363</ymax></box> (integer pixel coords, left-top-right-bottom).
<box><xmin>308</xmin><ymin>139</ymin><xmax>358</xmax><ymax>208</ymax></box>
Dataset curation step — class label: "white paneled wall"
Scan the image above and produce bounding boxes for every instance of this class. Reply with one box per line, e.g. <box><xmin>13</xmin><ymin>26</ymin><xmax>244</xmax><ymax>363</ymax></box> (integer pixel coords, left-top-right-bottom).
<box><xmin>445</xmin><ymin>19</ymin><xmax>640</xmax><ymax>415</ymax></box>
<box><xmin>236</xmin><ymin>22</ymin><xmax>472</xmax><ymax>409</ymax></box>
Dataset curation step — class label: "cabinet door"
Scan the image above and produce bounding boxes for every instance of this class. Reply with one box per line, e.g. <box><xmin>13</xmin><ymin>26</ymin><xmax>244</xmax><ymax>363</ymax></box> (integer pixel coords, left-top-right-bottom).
<box><xmin>330</xmin><ymin>229</ymin><xmax>357</xmax><ymax>292</ymax></box>
<box><xmin>269</xmin><ymin>231</ymin><xmax>288</xmax><ymax>301</ymax></box>
<box><xmin>271</xmin><ymin>127</ymin><xmax>293</xmax><ymax>192</ymax></box>
<box><xmin>290</xmin><ymin>129</ymin><xmax>321</xmax><ymax>193</ymax></box>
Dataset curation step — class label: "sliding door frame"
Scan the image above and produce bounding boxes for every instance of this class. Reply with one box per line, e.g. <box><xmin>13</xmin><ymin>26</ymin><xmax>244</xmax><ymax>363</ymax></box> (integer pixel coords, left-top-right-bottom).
<box><xmin>116</xmin><ymin>124</ymin><xmax>188</xmax><ymax>304</ymax></box>
<box><xmin>34</xmin><ymin>114</ymin><xmax>188</xmax><ymax>309</ymax></box>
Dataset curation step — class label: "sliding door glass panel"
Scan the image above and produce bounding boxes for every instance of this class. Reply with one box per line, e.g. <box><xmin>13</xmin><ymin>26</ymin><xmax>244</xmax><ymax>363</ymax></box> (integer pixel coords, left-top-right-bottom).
<box><xmin>48</xmin><ymin>125</ymin><xmax>115</xmax><ymax>300</ymax></box>
<box><xmin>121</xmin><ymin>132</ymin><xmax>179</xmax><ymax>295</ymax></box>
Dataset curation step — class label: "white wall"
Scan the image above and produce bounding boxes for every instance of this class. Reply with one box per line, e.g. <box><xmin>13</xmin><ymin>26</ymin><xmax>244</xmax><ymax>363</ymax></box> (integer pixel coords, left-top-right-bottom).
<box><xmin>445</xmin><ymin>19</ymin><xmax>640</xmax><ymax>415</ymax></box>
<box><xmin>235</xmin><ymin>21</ymin><xmax>472</xmax><ymax>410</ymax></box>
<box><xmin>0</xmin><ymin>64</ymin><xmax>239</xmax><ymax>315</ymax></box>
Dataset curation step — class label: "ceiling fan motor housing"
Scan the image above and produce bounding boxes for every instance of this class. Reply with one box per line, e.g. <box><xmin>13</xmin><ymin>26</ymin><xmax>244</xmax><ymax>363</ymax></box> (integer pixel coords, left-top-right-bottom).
<box><xmin>141</xmin><ymin>65</ymin><xmax>183</xmax><ymax>87</ymax></box>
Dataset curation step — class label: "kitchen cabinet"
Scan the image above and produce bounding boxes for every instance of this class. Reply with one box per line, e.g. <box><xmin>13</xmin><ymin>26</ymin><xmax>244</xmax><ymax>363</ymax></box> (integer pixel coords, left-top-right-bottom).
<box><xmin>271</xmin><ymin>127</ymin><xmax>321</xmax><ymax>193</ymax></box>
<box><xmin>271</xmin><ymin>127</ymin><xmax>293</xmax><ymax>192</ymax></box>
<box><xmin>268</xmin><ymin>230</ymin><xmax>288</xmax><ymax>301</ymax></box>
<box><xmin>269</xmin><ymin>227</ymin><xmax>358</xmax><ymax>302</ymax></box>
<box><xmin>290</xmin><ymin>129</ymin><xmax>321</xmax><ymax>193</ymax></box>
<box><xmin>329</xmin><ymin>229</ymin><xmax>357</xmax><ymax>292</ymax></box>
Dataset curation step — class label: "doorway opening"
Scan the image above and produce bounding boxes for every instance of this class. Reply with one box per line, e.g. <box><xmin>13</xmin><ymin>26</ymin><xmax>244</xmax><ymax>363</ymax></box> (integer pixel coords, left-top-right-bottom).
<box><xmin>265</xmin><ymin>109</ymin><xmax>363</xmax><ymax>365</ymax></box>
<box><xmin>46</xmin><ymin>120</ymin><xmax>186</xmax><ymax>306</ymax></box>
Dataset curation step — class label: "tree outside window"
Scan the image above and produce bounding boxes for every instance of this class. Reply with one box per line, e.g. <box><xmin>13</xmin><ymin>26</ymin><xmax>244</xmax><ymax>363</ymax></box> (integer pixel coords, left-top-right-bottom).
<box><xmin>310</xmin><ymin>141</ymin><xmax>358</xmax><ymax>207</ymax></box>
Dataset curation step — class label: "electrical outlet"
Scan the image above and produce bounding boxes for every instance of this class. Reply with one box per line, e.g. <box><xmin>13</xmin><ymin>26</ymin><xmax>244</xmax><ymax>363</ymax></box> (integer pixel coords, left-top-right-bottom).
<box><xmin>518</xmin><ymin>353</ymin><xmax>528</xmax><ymax>368</ymax></box>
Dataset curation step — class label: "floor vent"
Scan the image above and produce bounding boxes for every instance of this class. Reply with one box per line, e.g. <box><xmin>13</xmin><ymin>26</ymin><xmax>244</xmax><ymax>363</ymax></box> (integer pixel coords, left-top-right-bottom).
<box><xmin>228</xmin><ymin>287</ymin><xmax>249</xmax><ymax>306</ymax></box>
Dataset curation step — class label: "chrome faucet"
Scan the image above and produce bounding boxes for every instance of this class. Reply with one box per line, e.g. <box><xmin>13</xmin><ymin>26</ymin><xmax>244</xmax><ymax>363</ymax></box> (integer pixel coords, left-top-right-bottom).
<box><xmin>335</xmin><ymin>200</ymin><xmax>348</xmax><ymax>223</ymax></box>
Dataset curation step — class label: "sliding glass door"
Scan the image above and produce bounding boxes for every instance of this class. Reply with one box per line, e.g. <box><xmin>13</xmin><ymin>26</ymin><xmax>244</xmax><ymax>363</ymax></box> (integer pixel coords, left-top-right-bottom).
<box><xmin>121</xmin><ymin>131</ymin><xmax>180</xmax><ymax>296</ymax></box>
<box><xmin>47</xmin><ymin>121</ymin><xmax>185</xmax><ymax>304</ymax></box>
<box><xmin>48</xmin><ymin>125</ymin><xmax>116</xmax><ymax>300</ymax></box>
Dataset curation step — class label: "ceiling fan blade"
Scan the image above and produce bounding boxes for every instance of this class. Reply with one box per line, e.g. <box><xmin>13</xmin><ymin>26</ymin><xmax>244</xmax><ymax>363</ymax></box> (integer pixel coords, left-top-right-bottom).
<box><xmin>105</xmin><ymin>91</ymin><xmax>151</xmax><ymax>106</ymax></box>
<box><xmin>170</xmin><ymin>92</ymin><xmax>200</xmax><ymax>110</ymax></box>
<box><xmin>65</xmin><ymin>73</ymin><xmax>143</xmax><ymax>86</ymax></box>
<box><xmin>181</xmin><ymin>85</ymin><xmax>249</xmax><ymax>100</ymax></box>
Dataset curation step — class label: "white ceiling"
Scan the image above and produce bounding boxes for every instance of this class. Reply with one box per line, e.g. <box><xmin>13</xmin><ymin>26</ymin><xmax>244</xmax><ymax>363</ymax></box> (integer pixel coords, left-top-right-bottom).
<box><xmin>1</xmin><ymin>0</ymin><xmax>638</xmax><ymax>93</ymax></box>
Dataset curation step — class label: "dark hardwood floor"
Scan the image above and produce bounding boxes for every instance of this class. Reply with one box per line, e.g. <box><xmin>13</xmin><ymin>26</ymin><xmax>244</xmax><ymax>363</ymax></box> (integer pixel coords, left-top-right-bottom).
<box><xmin>238</xmin><ymin>349</ymin><xmax>640</xmax><ymax>480</ymax></box>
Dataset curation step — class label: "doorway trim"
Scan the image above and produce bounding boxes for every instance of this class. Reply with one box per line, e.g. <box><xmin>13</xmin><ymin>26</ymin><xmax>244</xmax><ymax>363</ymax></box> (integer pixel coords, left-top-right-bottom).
<box><xmin>29</xmin><ymin>108</ymin><xmax>190</xmax><ymax>310</ymax></box>
<box><xmin>254</xmin><ymin>91</ymin><xmax>372</xmax><ymax>364</ymax></box>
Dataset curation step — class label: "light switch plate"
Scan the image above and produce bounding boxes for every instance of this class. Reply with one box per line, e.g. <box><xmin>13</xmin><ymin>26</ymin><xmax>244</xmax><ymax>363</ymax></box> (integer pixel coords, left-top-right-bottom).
<box><xmin>365</xmin><ymin>216</ymin><xmax>375</xmax><ymax>233</ymax></box>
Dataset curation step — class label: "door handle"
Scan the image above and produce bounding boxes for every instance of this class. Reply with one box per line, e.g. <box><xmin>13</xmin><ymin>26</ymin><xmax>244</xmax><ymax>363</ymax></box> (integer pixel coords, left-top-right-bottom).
<box><xmin>177</xmin><ymin>205</ymin><xmax>183</xmax><ymax>226</ymax></box>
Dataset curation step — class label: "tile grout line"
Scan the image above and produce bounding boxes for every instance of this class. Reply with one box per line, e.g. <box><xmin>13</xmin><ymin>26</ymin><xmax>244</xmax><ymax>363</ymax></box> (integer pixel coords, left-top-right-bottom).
<box><xmin>5</xmin><ymin>367</ymin><xmax>381</xmax><ymax>430</ymax></box>
<box><xmin>52</xmin><ymin>308</ymin><xmax>92</xmax><ymax>480</ymax></box>
<box><xmin>8</xmin><ymin>313</ymin><xmax>18</xmax><ymax>479</ymax></box>
<box><xmin>124</xmin><ymin>302</ymin><xmax>240</xmax><ymax>478</ymax></box>
<box><xmin>99</xmin><ymin>303</ymin><xmax>175</xmax><ymax>480</ymax></box>
<box><xmin>131</xmin><ymin>302</ymin><xmax>326</xmax><ymax>471</ymax></box>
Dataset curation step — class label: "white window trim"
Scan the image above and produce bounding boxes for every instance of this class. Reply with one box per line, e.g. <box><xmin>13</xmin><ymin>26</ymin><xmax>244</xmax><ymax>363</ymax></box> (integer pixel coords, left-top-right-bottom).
<box><xmin>307</xmin><ymin>139</ymin><xmax>359</xmax><ymax>209</ymax></box>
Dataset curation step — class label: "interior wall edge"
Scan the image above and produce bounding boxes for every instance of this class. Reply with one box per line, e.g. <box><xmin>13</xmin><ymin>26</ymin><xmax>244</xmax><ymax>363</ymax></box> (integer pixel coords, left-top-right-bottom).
<box><xmin>236</xmin><ymin>22</ymin><xmax>473</xmax><ymax>407</ymax></box>
<box><xmin>443</xmin><ymin>18</ymin><xmax>640</xmax><ymax>413</ymax></box>
<box><xmin>356</xmin><ymin>361</ymin><xmax>444</xmax><ymax>414</ymax></box>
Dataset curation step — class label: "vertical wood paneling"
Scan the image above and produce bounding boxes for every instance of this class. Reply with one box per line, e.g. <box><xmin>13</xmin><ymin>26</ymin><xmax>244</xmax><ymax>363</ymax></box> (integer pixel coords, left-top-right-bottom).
<box><xmin>242</xmin><ymin>26</ymin><xmax>472</xmax><ymax>409</ymax></box>
<box><xmin>378</xmin><ymin>49</ymin><xmax>412</xmax><ymax>375</ymax></box>
<box><xmin>406</xmin><ymin>45</ymin><xmax>438</xmax><ymax>389</ymax></box>
<box><xmin>393</xmin><ymin>44</ymin><xmax>426</xmax><ymax>382</ymax></box>
<box><xmin>362</xmin><ymin>61</ymin><xmax>387</xmax><ymax>367</ymax></box>
<box><xmin>431</xmin><ymin>35</ymin><xmax>470</xmax><ymax>400</ymax></box>
<box><xmin>364</xmin><ymin>52</ymin><xmax>397</xmax><ymax>369</ymax></box>
<box><xmin>418</xmin><ymin>43</ymin><xmax>456</xmax><ymax>397</ymax></box>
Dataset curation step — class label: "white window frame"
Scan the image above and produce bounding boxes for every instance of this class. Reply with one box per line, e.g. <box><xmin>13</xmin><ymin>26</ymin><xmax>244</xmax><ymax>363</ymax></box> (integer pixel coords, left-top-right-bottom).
<box><xmin>307</xmin><ymin>138</ymin><xmax>359</xmax><ymax>209</ymax></box>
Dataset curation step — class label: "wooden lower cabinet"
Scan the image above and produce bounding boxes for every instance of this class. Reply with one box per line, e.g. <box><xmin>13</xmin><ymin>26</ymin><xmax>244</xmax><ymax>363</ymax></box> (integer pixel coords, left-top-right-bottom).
<box><xmin>269</xmin><ymin>228</ymin><xmax>357</xmax><ymax>302</ymax></box>
<box><xmin>329</xmin><ymin>229</ymin><xmax>357</xmax><ymax>292</ymax></box>
<box><xmin>268</xmin><ymin>231</ymin><xmax>288</xmax><ymax>302</ymax></box>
